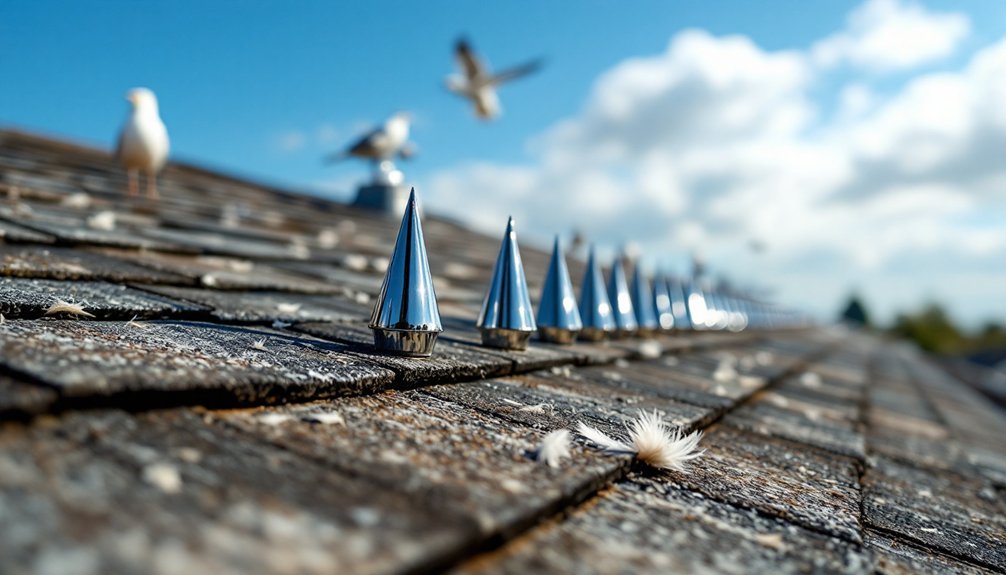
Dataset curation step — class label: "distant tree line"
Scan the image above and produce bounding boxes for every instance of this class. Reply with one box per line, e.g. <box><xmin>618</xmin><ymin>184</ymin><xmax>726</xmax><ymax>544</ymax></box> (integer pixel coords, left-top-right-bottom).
<box><xmin>839</xmin><ymin>295</ymin><xmax>1006</xmax><ymax>356</ymax></box>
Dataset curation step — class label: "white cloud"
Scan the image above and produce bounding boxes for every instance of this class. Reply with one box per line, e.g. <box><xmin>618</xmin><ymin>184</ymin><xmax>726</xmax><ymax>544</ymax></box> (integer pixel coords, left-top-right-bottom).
<box><xmin>812</xmin><ymin>0</ymin><xmax>970</xmax><ymax>71</ymax></box>
<box><xmin>316</xmin><ymin>123</ymin><xmax>339</xmax><ymax>145</ymax></box>
<box><xmin>275</xmin><ymin>130</ymin><xmax>306</xmax><ymax>153</ymax></box>
<box><xmin>272</xmin><ymin>121</ymin><xmax>351</xmax><ymax>154</ymax></box>
<box><xmin>422</xmin><ymin>0</ymin><xmax>1006</xmax><ymax>326</ymax></box>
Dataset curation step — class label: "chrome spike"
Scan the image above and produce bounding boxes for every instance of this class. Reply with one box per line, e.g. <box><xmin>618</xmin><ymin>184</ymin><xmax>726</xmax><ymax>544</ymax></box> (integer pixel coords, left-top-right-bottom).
<box><xmin>477</xmin><ymin>216</ymin><xmax>537</xmax><ymax>350</ymax></box>
<box><xmin>536</xmin><ymin>236</ymin><xmax>583</xmax><ymax>344</ymax></box>
<box><xmin>667</xmin><ymin>276</ymin><xmax>692</xmax><ymax>330</ymax></box>
<box><xmin>577</xmin><ymin>246</ymin><xmax>616</xmax><ymax>341</ymax></box>
<box><xmin>369</xmin><ymin>188</ymin><xmax>442</xmax><ymax>357</ymax></box>
<box><xmin>630</xmin><ymin>264</ymin><xmax>659</xmax><ymax>333</ymax></box>
<box><xmin>651</xmin><ymin>273</ymin><xmax>675</xmax><ymax>330</ymax></box>
<box><xmin>607</xmin><ymin>256</ymin><xmax>639</xmax><ymax>336</ymax></box>
<box><xmin>682</xmin><ymin>280</ymin><xmax>707</xmax><ymax>330</ymax></box>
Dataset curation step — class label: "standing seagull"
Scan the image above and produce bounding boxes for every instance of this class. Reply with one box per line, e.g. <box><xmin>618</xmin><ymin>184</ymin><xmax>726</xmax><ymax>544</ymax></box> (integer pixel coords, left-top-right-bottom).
<box><xmin>445</xmin><ymin>38</ymin><xmax>542</xmax><ymax>120</ymax></box>
<box><xmin>326</xmin><ymin>112</ymin><xmax>412</xmax><ymax>164</ymax></box>
<box><xmin>325</xmin><ymin>112</ymin><xmax>414</xmax><ymax>185</ymax></box>
<box><xmin>116</xmin><ymin>88</ymin><xmax>169</xmax><ymax>199</ymax></box>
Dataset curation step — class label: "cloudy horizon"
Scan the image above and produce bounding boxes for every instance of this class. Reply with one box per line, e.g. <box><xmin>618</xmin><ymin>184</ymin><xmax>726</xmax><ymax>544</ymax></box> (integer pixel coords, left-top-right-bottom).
<box><xmin>420</xmin><ymin>0</ymin><xmax>1006</xmax><ymax>328</ymax></box>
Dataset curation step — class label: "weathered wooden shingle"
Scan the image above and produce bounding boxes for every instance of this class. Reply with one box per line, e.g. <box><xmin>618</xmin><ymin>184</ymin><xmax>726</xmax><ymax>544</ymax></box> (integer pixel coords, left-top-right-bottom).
<box><xmin>0</xmin><ymin>245</ymin><xmax>188</xmax><ymax>284</ymax></box>
<box><xmin>293</xmin><ymin>322</ymin><xmax>514</xmax><ymax>386</ymax></box>
<box><xmin>0</xmin><ymin>277</ymin><xmax>207</xmax><ymax>320</ymax></box>
<box><xmin>218</xmin><ymin>391</ymin><xmax>624</xmax><ymax>550</ymax></box>
<box><xmin>663</xmin><ymin>424</ymin><xmax>864</xmax><ymax>544</ymax></box>
<box><xmin>0</xmin><ymin>374</ymin><xmax>56</xmax><ymax>416</ymax></box>
<box><xmin>0</xmin><ymin>320</ymin><xmax>395</xmax><ymax>405</ymax></box>
<box><xmin>139</xmin><ymin>285</ymin><xmax>369</xmax><ymax>323</ymax></box>
<box><xmin>0</xmin><ymin>409</ymin><xmax>477</xmax><ymax>575</ymax></box>
<box><xmin>458</xmin><ymin>476</ymin><xmax>868</xmax><ymax>575</ymax></box>
<box><xmin>861</xmin><ymin>456</ymin><xmax>1006</xmax><ymax>571</ymax></box>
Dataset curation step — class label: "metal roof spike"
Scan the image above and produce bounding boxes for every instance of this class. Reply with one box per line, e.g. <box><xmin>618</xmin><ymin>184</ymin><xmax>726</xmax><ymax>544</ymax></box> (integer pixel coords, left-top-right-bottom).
<box><xmin>667</xmin><ymin>276</ymin><xmax>693</xmax><ymax>331</ymax></box>
<box><xmin>536</xmin><ymin>236</ymin><xmax>583</xmax><ymax>344</ymax></box>
<box><xmin>369</xmin><ymin>188</ymin><xmax>443</xmax><ymax>357</ymax></box>
<box><xmin>477</xmin><ymin>216</ymin><xmax>537</xmax><ymax>350</ymax></box>
<box><xmin>577</xmin><ymin>246</ymin><xmax>616</xmax><ymax>341</ymax></box>
<box><xmin>630</xmin><ymin>264</ymin><xmax>659</xmax><ymax>333</ymax></box>
<box><xmin>606</xmin><ymin>256</ymin><xmax>639</xmax><ymax>337</ymax></box>
<box><xmin>652</xmin><ymin>273</ymin><xmax>675</xmax><ymax>330</ymax></box>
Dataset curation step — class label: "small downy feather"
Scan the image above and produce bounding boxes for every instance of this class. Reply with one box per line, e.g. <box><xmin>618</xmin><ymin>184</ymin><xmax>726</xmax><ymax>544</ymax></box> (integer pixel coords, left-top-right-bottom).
<box><xmin>126</xmin><ymin>315</ymin><xmax>149</xmax><ymax>329</ymax></box>
<box><xmin>44</xmin><ymin>299</ymin><xmax>95</xmax><ymax>318</ymax></box>
<box><xmin>575</xmin><ymin>421</ymin><xmax>632</xmax><ymax>453</ymax></box>
<box><xmin>536</xmin><ymin>429</ymin><xmax>573</xmax><ymax>468</ymax></box>
<box><xmin>576</xmin><ymin>410</ymin><xmax>705</xmax><ymax>472</ymax></box>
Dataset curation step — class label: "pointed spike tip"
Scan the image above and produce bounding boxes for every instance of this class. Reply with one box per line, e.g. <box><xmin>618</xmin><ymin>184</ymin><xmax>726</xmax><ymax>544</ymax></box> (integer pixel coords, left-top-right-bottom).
<box><xmin>477</xmin><ymin>215</ymin><xmax>536</xmax><ymax>349</ymax></box>
<box><xmin>537</xmin><ymin>232</ymin><xmax>582</xmax><ymax>343</ymax></box>
<box><xmin>369</xmin><ymin>184</ymin><xmax>442</xmax><ymax>357</ymax></box>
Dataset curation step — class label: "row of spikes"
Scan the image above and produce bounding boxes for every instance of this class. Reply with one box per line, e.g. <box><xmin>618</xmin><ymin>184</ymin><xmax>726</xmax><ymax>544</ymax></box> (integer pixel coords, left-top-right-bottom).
<box><xmin>368</xmin><ymin>189</ymin><xmax>806</xmax><ymax>357</ymax></box>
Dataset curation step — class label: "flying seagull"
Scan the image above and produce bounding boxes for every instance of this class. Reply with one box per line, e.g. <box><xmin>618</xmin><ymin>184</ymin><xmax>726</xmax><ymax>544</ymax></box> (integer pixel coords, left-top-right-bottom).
<box><xmin>116</xmin><ymin>88</ymin><xmax>169</xmax><ymax>198</ymax></box>
<box><xmin>445</xmin><ymin>38</ymin><xmax>542</xmax><ymax>120</ymax></box>
<box><xmin>325</xmin><ymin>112</ymin><xmax>413</xmax><ymax>164</ymax></box>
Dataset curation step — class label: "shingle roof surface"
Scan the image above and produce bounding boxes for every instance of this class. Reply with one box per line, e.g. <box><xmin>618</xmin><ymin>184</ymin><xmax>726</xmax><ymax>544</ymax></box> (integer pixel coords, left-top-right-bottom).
<box><xmin>0</xmin><ymin>130</ymin><xmax>1003</xmax><ymax>575</ymax></box>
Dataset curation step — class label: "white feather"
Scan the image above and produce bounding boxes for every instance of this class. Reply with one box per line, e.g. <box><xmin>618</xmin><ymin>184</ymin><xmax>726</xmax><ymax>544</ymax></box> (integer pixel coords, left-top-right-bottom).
<box><xmin>44</xmin><ymin>299</ymin><xmax>94</xmax><ymax>318</ymax></box>
<box><xmin>628</xmin><ymin>411</ymin><xmax>705</xmax><ymax>472</ymax></box>
<box><xmin>536</xmin><ymin>429</ymin><xmax>572</xmax><ymax>468</ymax></box>
<box><xmin>577</xmin><ymin>410</ymin><xmax>705</xmax><ymax>472</ymax></box>
<box><xmin>575</xmin><ymin>421</ymin><xmax>633</xmax><ymax>454</ymax></box>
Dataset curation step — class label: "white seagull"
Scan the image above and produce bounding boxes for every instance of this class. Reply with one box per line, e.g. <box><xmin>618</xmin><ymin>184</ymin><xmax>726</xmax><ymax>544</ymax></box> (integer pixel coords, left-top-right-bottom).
<box><xmin>326</xmin><ymin>112</ymin><xmax>413</xmax><ymax>164</ymax></box>
<box><xmin>116</xmin><ymin>88</ymin><xmax>170</xmax><ymax>199</ymax></box>
<box><xmin>445</xmin><ymin>38</ymin><xmax>542</xmax><ymax>120</ymax></box>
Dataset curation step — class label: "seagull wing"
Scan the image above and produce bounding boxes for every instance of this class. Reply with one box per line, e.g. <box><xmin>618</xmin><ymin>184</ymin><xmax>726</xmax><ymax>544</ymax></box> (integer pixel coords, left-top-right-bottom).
<box><xmin>455</xmin><ymin>38</ymin><xmax>484</xmax><ymax>80</ymax></box>
<box><xmin>489</xmin><ymin>58</ymin><xmax>543</xmax><ymax>86</ymax></box>
<box><xmin>325</xmin><ymin>126</ymin><xmax>383</xmax><ymax>163</ymax></box>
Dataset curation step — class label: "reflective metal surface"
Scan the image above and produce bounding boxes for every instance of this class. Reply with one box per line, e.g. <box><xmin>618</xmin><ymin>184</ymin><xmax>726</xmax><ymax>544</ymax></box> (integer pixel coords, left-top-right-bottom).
<box><xmin>651</xmin><ymin>273</ymin><xmax>674</xmax><ymax>330</ymax></box>
<box><xmin>683</xmin><ymin>280</ymin><xmax>706</xmax><ymax>331</ymax></box>
<box><xmin>629</xmin><ymin>265</ymin><xmax>658</xmax><ymax>332</ymax></box>
<box><xmin>577</xmin><ymin>246</ymin><xmax>616</xmax><ymax>341</ymax></box>
<box><xmin>371</xmin><ymin>329</ymin><xmax>441</xmax><ymax>358</ymax></box>
<box><xmin>667</xmin><ymin>276</ymin><xmax>692</xmax><ymax>330</ymax></box>
<box><xmin>537</xmin><ymin>326</ymin><xmax>579</xmax><ymax>344</ymax></box>
<box><xmin>480</xmin><ymin>328</ymin><xmax>534</xmax><ymax>351</ymax></box>
<box><xmin>536</xmin><ymin>236</ymin><xmax>582</xmax><ymax>344</ymax></box>
<box><xmin>606</xmin><ymin>256</ymin><xmax>638</xmax><ymax>336</ymax></box>
<box><xmin>369</xmin><ymin>188</ymin><xmax>442</xmax><ymax>357</ymax></box>
<box><xmin>477</xmin><ymin>216</ymin><xmax>536</xmax><ymax>350</ymax></box>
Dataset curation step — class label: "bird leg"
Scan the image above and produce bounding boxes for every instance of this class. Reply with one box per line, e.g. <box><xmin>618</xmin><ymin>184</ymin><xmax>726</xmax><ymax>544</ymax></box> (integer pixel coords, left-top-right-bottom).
<box><xmin>145</xmin><ymin>172</ymin><xmax>160</xmax><ymax>200</ymax></box>
<box><xmin>127</xmin><ymin>169</ymin><xmax>139</xmax><ymax>196</ymax></box>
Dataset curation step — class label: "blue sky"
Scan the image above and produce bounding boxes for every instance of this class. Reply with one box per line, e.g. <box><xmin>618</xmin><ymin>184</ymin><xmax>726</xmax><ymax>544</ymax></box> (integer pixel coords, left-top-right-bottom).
<box><xmin>2</xmin><ymin>1</ymin><xmax>1006</xmax><ymax>326</ymax></box>
<box><xmin>0</xmin><ymin>1</ymin><xmax>954</xmax><ymax>190</ymax></box>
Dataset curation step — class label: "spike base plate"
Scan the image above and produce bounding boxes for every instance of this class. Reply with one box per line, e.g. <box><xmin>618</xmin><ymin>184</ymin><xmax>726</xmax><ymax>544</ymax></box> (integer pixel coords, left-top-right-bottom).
<box><xmin>537</xmin><ymin>327</ymin><xmax>580</xmax><ymax>345</ymax></box>
<box><xmin>577</xmin><ymin>327</ymin><xmax>612</xmax><ymax>342</ymax></box>
<box><xmin>480</xmin><ymin>328</ymin><xmax>534</xmax><ymax>351</ymax></box>
<box><xmin>371</xmin><ymin>328</ymin><xmax>440</xmax><ymax>358</ymax></box>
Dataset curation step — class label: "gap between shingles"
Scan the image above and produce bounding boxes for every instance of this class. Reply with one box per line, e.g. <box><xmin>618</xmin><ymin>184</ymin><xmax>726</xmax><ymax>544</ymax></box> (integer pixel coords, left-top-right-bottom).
<box><xmin>856</xmin><ymin>350</ymin><xmax>1005</xmax><ymax>573</ymax></box>
<box><xmin>865</xmin><ymin>523</ymin><xmax>1005</xmax><ymax>574</ymax></box>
